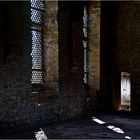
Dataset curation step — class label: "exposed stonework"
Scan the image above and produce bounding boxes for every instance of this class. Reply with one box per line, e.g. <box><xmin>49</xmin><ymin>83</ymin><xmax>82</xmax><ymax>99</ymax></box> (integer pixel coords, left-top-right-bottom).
<box><xmin>0</xmin><ymin>1</ymin><xmax>86</xmax><ymax>129</ymax></box>
<box><xmin>113</xmin><ymin>2</ymin><xmax>140</xmax><ymax>111</ymax></box>
<box><xmin>1</xmin><ymin>1</ymin><xmax>140</xmax><ymax>131</ymax></box>
<box><xmin>100</xmin><ymin>2</ymin><xmax>140</xmax><ymax>112</ymax></box>
<box><xmin>43</xmin><ymin>1</ymin><xmax>59</xmax><ymax>91</ymax></box>
<box><xmin>57</xmin><ymin>1</ymin><xmax>85</xmax><ymax>118</ymax></box>
<box><xmin>86</xmin><ymin>2</ymin><xmax>100</xmax><ymax>111</ymax></box>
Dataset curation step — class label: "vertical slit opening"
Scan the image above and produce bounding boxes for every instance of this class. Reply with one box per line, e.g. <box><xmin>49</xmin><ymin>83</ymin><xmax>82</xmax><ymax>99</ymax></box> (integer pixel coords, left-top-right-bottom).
<box><xmin>121</xmin><ymin>72</ymin><xmax>131</xmax><ymax>111</ymax></box>
<box><xmin>83</xmin><ymin>6</ymin><xmax>88</xmax><ymax>84</ymax></box>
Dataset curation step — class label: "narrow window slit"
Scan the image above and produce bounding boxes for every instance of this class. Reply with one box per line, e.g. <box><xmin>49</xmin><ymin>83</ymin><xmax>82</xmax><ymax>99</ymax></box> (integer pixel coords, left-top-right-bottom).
<box><xmin>30</xmin><ymin>0</ymin><xmax>44</xmax><ymax>84</ymax></box>
<box><xmin>83</xmin><ymin>6</ymin><xmax>88</xmax><ymax>84</ymax></box>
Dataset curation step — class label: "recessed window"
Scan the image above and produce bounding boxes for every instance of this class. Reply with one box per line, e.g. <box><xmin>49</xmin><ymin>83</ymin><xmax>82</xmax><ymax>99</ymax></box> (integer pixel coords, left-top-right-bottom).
<box><xmin>121</xmin><ymin>72</ymin><xmax>131</xmax><ymax>111</ymax></box>
<box><xmin>30</xmin><ymin>0</ymin><xmax>44</xmax><ymax>84</ymax></box>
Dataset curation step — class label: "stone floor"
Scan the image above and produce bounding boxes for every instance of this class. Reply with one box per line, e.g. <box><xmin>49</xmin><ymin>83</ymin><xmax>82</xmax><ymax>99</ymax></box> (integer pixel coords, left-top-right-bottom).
<box><xmin>1</xmin><ymin>113</ymin><xmax>140</xmax><ymax>139</ymax></box>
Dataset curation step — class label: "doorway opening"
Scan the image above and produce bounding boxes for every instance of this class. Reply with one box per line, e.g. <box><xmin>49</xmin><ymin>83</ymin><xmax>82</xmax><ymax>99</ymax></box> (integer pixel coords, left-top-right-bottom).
<box><xmin>120</xmin><ymin>72</ymin><xmax>131</xmax><ymax>111</ymax></box>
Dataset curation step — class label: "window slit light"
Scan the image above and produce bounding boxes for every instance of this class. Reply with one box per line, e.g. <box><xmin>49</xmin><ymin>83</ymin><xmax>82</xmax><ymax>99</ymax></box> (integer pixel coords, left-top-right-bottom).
<box><xmin>30</xmin><ymin>0</ymin><xmax>44</xmax><ymax>84</ymax></box>
<box><xmin>83</xmin><ymin>6</ymin><xmax>88</xmax><ymax>84</ymax></box>
<box><xmin>31</xmin><ymin>0</ymin><xmax>44</xmax><ymax>10</ymax></box>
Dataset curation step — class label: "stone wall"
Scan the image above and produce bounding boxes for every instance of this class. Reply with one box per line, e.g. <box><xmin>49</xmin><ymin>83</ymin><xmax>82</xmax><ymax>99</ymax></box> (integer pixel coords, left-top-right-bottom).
<box><xmin>2</xmin><ymin>1</ymin><xmax>140</xmax><ymax>131</ymax></box>
<box><xmin>86</xmin><ymin>2</ymin><xmax>100</xmax><ymax>111</ymax></box>
<box><xmin>43</xmin><ymin>1</ymin><xmax>59</xmax><ymax>91</ymax></box>
<box><xmin>57</xmin><ymin>1</ymin><xmax>85</xmax><ymax>118</ymax></box>
<box><xmin>0</xmin><ymin>2</ymin><xmax>48</xmax><ymax>129</ymax></box>
<box><xmin>0</xmin><ymin>1</ymin><xmax>86</xmax><ymax>129</ymax></box>
<box><xmin>112</xmin><ymin>2</ymin><xmax>140</xmax><ymax>112</ymax></box>
<box><xmin>100</xmin><ymin>2</ymin><xmax>140</xmax><ymax>112</ymax></box>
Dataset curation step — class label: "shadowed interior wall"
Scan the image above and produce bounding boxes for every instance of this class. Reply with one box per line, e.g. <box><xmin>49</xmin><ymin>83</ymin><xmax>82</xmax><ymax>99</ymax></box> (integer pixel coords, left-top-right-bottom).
<box><xmin>58</xmin><ymin>1</ymin><xmax>85</xmax><ymax>118</ymax></box>
<box><xmin>100</xmin><ymin>2</ymin><xmax>114</xmax><ymax>111</ymax></box>
<box><xmin>100</xmin><ymin>2</ymin><xmax>140</xmax><ymax>113</ymax></box>
<box><xmin>0</xmin><ymin>1</ymin><xmax>86</xmax><ymax>129</ymax></box>
<box><xmin>112</xmin><ymin>2</ymin><xmax>140</xmax><ymax>112</ymax></box>
<box><xmin>86</xmin><ymin>2</ymin><xmax>100</xmax><ymax>111</ymax></box>
<box><xmin>1</xmin><ymin>1</ymin><xmax>140</xmax><ymax>130</ymax></box>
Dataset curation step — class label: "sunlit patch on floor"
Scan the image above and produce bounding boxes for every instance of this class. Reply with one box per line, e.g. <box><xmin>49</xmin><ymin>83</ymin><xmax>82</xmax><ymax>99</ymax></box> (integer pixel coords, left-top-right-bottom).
<box><xmin>92</xmin><ymin>117</ymin><xmax>106</xmax><ymax>124</ymax></box>
<box><xmin>107</xmin><ymin>125</ymin><xmax>124</xmax><ymax>134</ymax></box>
<box><xmin>92</xmin><ymin>116</ymin><xmax>131</xmax><ymax>139</ymax></box>
<box><xmin>125</xmin><ymin>136</ymin><xmax>131</xmax><ymax>139</ymax></box>
<box><xmin>35</xmin><ymin>128</ymin><xmax>48</xmax><ymax>140</ymax></box>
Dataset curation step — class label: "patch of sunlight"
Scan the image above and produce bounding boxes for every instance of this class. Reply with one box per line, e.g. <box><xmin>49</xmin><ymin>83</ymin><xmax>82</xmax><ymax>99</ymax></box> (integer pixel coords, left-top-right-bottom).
<box><xmin>35</xmin><ymin>128</ymin><xmax>48</xmax><ymax>140</ymax></box>
<box><xmin>92</xmin><ymin>117</ymin><xmax>132</xmax><ymax>139</ymax></box>
<box><xmin>92</xmin><ymin>117</ymin><xmax>106</xmax><ymax>124</ymax></box>
<box><xmin>107</xmin><ymin>125</ymin><xmax>124</xmax><ymax>134</ymax></box>
<box><xmin>125</xmin><ymin>136</ymin><xmax>131</xmax><ymax>139</ymax></box>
